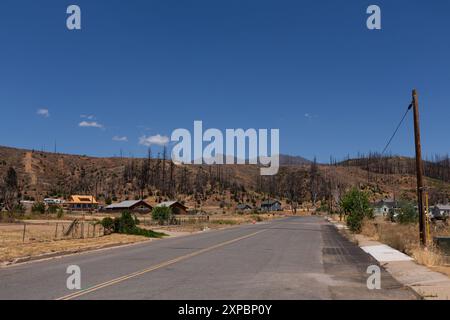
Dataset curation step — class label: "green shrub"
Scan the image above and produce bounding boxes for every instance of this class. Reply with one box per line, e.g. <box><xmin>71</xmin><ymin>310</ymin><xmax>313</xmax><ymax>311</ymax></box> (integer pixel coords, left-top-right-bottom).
<box><xmin>396</xmin><ymin>201</ymin><xmax>418</xmax><ymax>224</ymax></box>
<box><xmin>100</xmin><ymin>217</ymin><xmax>115</xmax><ymax>234</ymax></box>
<box><xmin>47</xmin><ymin>205</ymin><xmax>58</xmax><ymax>214</ymax></box>
<box><xmin>12</xmin><ymin>203</ymin><xmax>26</xmax><ymax>214</ymax></box>
<box><xmin>100</xmin><ymin>212</ymin><xmax>166</xmax><ymax>238</ymax></box>
<box><xmin>318</xmin><ymin>202</ymin><xmax>329</xmax><ymax>212</ymax></box>
<box><xmin>152</xmin><ymin>206</ymin><xmax>172</xmax><ymax>224</ymax></box>
<box><xmin>32</xmin><ymin>202</ymin><xmax>46</xmax><ymax>214</ymax></box>
<box><xmin>340</xmin><ymin>188</ymin><xmax>373</xmax><ymax>233</ymax></box>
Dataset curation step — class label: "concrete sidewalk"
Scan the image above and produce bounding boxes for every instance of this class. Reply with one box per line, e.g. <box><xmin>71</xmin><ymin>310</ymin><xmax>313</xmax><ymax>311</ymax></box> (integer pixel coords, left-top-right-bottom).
<box><xmin>328</xmin><ymin>218</ymin><xmax>450</xmax><ymax>300</ymax></box>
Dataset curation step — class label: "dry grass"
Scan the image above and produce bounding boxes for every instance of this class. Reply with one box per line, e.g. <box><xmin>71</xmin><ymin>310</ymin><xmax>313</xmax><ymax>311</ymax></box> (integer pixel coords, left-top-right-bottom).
<box><xmin>411</xmin><ymin>246</ymin><xmax>446</xmax><ymax>267</ymax></box>
<box><xmin>0</xmin><ymin>233</ymin><xmax>148</xmax><ymax>264</ymax></box>
<box><xmin>361</xmin><ymin>219</ymin><xmax>450</xmax><ymax>272</ymax></box>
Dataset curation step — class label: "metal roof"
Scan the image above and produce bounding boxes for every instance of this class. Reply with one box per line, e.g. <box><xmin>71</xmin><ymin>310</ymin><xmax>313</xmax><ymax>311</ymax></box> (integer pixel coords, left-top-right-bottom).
<box><xmin>237</xmin><ymin>204</ymin><xmax>252</xmax><ymax>209</ymax></box>
<box><xmin>156</xmin><ymin>201</ymin><xmax>186</xmax><ymax>208</ymax></box>
<box><xmin>435</xmin><ymin>204</ymin><xmax>450</xmax><ymax>210</ymax></box>
<box><xmin>105</xmin><ymin>200</ymin><xmax>143</xmax><ymax>209</ymax></box>
<box><xmin>261</xmin><ymin>200</ymin><xmax>281</xmax><ymax>206</ymax></box>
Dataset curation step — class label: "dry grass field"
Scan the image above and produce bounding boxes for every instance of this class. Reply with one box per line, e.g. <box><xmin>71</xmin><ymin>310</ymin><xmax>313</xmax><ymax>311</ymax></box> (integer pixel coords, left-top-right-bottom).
<box><xmin>0</xmin><ymin>229</ymin><xmax>149</xmax><ymax>265</ymax></box>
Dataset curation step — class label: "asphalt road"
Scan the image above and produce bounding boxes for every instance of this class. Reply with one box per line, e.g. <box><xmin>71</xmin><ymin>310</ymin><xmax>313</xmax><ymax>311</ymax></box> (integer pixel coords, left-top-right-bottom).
<box><xmin>0</xmin><ymin>216</ymin><xmax>417</xmax><ymax>300</ymax></box>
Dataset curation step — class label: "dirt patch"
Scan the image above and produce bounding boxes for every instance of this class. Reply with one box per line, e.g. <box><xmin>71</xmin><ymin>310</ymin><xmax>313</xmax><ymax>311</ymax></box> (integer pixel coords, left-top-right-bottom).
<box><xmin>23</xmin><ymin>151</ymin><xmax>37</xmax><ymax>185</ymax></box>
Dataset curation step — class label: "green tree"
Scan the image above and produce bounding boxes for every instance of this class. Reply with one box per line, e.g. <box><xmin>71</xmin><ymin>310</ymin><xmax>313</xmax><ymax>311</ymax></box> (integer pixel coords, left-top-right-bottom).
<box><xmin>152</xmin><ymin>206</ymin><xmax>172</xmax><ymax>225</ymax></box>
<box><xmin>396</xmin><ymin>201</ymin><xmax>418</xmax><ymax>224</ymax></box>
<box><xmin>100</xmin><ymin>217</ymin><xmax>115</xmax><ymax>234</ymax></box>
<box><xmin>115</xmin><ymin>211</ymin><xmax>138</xmax><ymax>233</ymax></box>
<box><xmin>340</xmin><ymin>188</ymin><xmax>373</xmax><ymax>232</ymax></box>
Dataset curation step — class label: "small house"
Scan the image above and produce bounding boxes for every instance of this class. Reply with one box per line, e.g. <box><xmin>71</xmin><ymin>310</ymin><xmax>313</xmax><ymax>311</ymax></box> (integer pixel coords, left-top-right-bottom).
<box><xmin>104</xmin><ymin>200</ymin><xmax>153</xmax><ymax>214</ymax></box>
<box><xmin>236</xmin><ymin>204</ymin><xmax>253</xmax><ymax>213</ymax></box>
<box><xmin>260</xmin><ymin>200</ymin><xmax>282</xmax><ymax>212</ymax></box>
<box><xmin>373</xmin><ymin>199</ymin><xmax>397</xmax><ymax>217</ymax></box>
<box><xmin>156</xmin><ymin>201</ymin><xmax>188</xmax><ymax>215</ymax></box>
<box><xmin>66</xmin><ymin>195</ymin><xmax>98</xmax><ymax>211</ymax></box>
<box><xmin>432</xmin><ymin>204</ymin><xmax>450</xmax><ymax>220</ymax></box>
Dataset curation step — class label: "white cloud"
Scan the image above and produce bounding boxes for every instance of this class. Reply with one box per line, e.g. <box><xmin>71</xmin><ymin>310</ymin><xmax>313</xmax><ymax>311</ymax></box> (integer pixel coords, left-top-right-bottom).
<box><xmin>304</xmin><ymin>113</ymin><xmax>318</xmax><ymax>120</ymax></box>
<box><xmin>79</xmin><ymin>121</ymin><xmax>104</xmax><ymax>129</ymax></box>
<box><xmin>80</xmin><ymin>114</ymin><xmax>95</xmax><ymax>120</ymax></box>
<box><xmin>112</xmin><ymin>136</ymin><xmax>128</xmax><ymax>142</ymax></box>
<box><xmin>37</xmin><ymin>109</ymin><xmax>50</xmax><ymax>118</ymax></box>
<box><xmin>139</xmin><ymin>134</ymin><xmax>169</xmax><ymax>146</ymax></box>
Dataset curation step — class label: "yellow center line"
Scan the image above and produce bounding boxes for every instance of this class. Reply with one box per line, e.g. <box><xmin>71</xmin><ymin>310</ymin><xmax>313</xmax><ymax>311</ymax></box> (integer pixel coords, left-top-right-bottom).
<box><xmin>56</xmin><ymin>228</ymin><xmax>267</xmax><ymax>300</ymax></box>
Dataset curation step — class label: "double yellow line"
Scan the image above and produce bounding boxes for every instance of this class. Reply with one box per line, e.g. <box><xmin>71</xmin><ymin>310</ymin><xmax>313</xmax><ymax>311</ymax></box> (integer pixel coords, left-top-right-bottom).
<box><xmin>56</xmin><ymin>229</ymin><xmax>266</xmax><ymax>300</ymax></box>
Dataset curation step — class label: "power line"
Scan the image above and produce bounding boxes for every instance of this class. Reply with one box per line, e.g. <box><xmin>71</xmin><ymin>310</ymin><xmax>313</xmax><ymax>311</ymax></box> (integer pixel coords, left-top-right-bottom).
<box><xmin>381</xmin><ymin>104</ymin><xmax>413</xmax><ymax>155</ymax></box>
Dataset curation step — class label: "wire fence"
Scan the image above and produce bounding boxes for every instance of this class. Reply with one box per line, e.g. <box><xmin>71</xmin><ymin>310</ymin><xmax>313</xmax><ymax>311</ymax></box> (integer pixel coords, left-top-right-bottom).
<box><xmin>0</xmin><ymin>221</ymin><xmax>105</xmax><ymax>245</ymax></box>
<box><xmin>0</xmin><ymin>215</ymin><xmax>211</xmax><ymax>245</ymax></box>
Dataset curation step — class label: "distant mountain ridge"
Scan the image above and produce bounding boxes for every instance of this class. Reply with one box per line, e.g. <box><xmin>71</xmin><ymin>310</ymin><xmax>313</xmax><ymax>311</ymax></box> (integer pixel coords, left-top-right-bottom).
<box><xmin>279</xmin><ymin>154</ymin><xmax>312</xmax><ymax>166</ymax></box>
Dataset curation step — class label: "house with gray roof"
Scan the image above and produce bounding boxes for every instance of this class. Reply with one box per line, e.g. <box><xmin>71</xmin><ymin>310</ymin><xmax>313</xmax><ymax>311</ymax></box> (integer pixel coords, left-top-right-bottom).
<box><xmin>431</xmin><ymin>204</ymin><xmax>450</xmax><ymax>221</ymax></box>
<box><xmin>156</xmin><ymin>201</ymin><xmax>188</xmax><ymax>215</ymax></box>
<box><xmin>373</xmin><ymin>199</ymin><xmax>398</xmax><ymax>217</ymax></box>
<box><xmin>260</xmin><ymin>200</ymin><xmax>282</xmax><ymax>212</ymax></box>
<box><xmin>104</xmin><ymin>200</ymin><xmax>153</xmax><ymax>213</ymax></box>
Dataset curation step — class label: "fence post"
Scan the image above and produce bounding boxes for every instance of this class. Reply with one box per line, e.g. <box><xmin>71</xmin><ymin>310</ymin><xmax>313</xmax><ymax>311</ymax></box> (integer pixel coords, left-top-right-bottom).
<box><xmin>22</xmin><ymin>223</ymin><xmax>26</xmax><ymax>243</ymax></box>
<box><xmin>55</xmin><ymin>223</ymin><xmax>58</xmax><ymax>239</ymax></box>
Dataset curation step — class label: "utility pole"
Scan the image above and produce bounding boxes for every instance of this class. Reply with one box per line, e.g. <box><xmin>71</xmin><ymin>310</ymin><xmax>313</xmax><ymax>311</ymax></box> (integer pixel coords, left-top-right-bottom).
<box><xmin>412</xmin><ymin>89</ymin><xmax>427</xmax><ymax>246</ymax></box>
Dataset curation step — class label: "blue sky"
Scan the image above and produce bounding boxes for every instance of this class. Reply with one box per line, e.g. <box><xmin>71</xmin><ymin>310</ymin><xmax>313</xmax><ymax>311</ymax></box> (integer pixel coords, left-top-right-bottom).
<box><xmin>0</xmin><ymin>0</ymin><xmax>449</xmax><ymax>162</ymax></box>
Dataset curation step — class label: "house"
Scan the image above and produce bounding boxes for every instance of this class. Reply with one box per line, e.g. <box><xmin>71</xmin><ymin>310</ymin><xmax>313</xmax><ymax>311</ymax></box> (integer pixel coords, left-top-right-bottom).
<box><xmin>373</xmin><ymin>199</ymin><xmax>397</xmax><ymax>217</ymax></box>
<box><xmin>431</xmin><ymin>204</ymin><xmax>450</xmax><ymax>221</ymax></box>
<box><xmin>66</xmin><ymin>195</ymin><xmax>98</xmax><ymax>211</ymax></box>
<box><xmin>104</xmin><ymin>200</ymin><xmax>153</xmax><ymax>214</ymax></box>
<box><xmin>236</xmin><ymin>204</ymin><xmax>253</xmax><ymax>212</ymax></box>
<box><xmin>260</xmin><ymin>200</ymin><xmax>282</xmax><ymax>212</ymax></box>
<box><xmin>156</xmin><ymin>201</ymin><xmax>188</xmax><ymax>215</ymax></box>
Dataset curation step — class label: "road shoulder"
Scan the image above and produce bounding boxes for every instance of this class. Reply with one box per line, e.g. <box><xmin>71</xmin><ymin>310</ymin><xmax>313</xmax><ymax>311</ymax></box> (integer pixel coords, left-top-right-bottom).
<box><xmin>327</xmin><ymin>217</ymin><xmax>450</xmax><ymax>300</ymax></box>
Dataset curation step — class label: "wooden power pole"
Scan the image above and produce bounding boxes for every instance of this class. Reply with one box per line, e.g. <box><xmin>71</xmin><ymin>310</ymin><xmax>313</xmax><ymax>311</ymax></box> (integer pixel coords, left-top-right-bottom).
<box><xmin>412</xmin><ymin>89</ymin><xmax>427</xmax><ymax>246</ymax></box>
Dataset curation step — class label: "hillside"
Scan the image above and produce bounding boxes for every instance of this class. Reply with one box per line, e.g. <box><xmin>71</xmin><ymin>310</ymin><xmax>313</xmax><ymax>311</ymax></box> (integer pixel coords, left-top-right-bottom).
<box><xmin>0</xmin><ymin>145</ymin><xmax>449</xmax><ymax>209</ymax></box>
